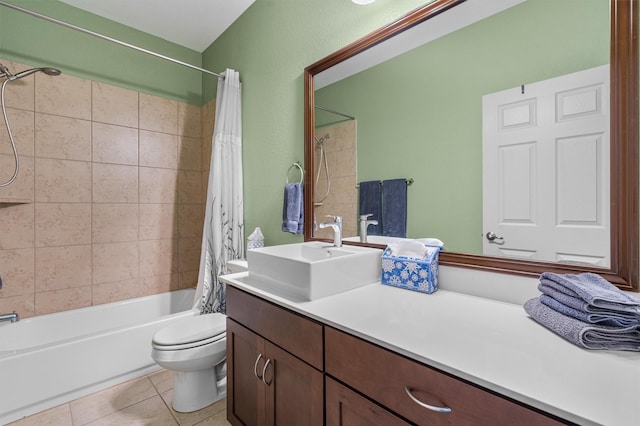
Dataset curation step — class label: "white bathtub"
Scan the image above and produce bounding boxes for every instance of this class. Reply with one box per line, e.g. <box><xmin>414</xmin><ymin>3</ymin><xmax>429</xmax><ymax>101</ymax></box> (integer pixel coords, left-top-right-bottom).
<box><xmin>0</xmin><ymin>288</ymin><xmax>197</xmax><ymax>424</ymax></box>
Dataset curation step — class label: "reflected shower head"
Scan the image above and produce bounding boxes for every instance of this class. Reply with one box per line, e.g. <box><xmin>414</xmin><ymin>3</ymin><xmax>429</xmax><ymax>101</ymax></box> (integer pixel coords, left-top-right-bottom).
<box><xmin>9</xmin><ymin>67</ymin><xmax>61</xmax><ymax>81</ymax></box>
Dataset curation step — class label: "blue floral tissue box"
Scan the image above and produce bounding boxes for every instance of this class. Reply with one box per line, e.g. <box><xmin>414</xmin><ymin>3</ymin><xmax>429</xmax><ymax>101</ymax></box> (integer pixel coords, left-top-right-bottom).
<box><xmin>381</xmin><ymin>246</ymin><xmax>440</xmax><ymax>294</ymax></box>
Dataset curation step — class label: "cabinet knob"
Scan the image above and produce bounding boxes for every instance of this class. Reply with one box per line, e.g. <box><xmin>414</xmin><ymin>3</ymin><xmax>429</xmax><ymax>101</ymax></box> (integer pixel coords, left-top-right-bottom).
<box><xmin>254</xmin><ymin>354</ymin><xmax>264</xmax><ymax>380</ymax></box>
<box><xmin>405</xmin><ymin>386</ymin><xmax>452</xmax><ymax>413</ymax></box>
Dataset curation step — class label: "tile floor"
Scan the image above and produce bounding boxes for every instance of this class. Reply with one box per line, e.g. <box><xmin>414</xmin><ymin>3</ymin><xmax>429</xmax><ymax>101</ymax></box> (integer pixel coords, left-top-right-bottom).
<box><xmin>7</xmin><ymin>369</ymin><xmax>231</xmax><ymax>426</ymax></box>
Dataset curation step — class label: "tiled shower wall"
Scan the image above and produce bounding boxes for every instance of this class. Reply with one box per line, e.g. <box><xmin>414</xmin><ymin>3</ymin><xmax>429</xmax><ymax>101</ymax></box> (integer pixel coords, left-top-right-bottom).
<box><xmin>0</xmin><ymin>59</ymin><xmax>215</xmax><ymax>317</ymax></box>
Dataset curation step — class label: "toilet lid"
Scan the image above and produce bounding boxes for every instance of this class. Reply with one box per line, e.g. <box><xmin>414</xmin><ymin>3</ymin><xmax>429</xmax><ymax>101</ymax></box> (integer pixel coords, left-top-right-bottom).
<box><xmin>153</xmin><ymin>313</ymin><xmax>226</xmax><ymax>346</ymax></box>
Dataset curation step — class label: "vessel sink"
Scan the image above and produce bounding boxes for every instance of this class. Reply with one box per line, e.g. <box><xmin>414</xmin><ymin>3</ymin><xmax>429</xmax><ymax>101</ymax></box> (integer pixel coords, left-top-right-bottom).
<box><xmin>247</xmin><ymin>242</ymin><xmax>382</xmax><ymax>301</ymax></box>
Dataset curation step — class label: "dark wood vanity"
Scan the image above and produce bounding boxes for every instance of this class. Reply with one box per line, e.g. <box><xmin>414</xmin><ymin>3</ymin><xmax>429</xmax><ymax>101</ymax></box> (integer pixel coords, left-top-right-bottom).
<box><xmin>226</xmin><ymin>285</ymin><xmax>568</xmax><ymax>425</ymax></box>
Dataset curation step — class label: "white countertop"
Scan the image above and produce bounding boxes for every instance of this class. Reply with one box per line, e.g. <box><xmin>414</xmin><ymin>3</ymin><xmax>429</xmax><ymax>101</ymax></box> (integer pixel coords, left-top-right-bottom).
<box><xmin>221</xmin><ymin>272</ymin><xmax>640</xmax><ymax>426</ymax></box>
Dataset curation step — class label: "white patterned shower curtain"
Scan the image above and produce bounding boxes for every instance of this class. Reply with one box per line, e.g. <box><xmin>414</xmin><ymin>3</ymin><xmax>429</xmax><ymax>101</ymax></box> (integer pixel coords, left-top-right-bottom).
<box><xmin>195</xmin><ymin>69</ymin><xmax>244</xmax><ymax>314</ymax></box>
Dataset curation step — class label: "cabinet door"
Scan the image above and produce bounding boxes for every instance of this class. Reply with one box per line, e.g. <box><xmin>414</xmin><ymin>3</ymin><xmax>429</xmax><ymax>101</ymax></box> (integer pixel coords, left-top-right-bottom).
<box><xmin>227</xmin><ymin>319</ymin><xmax>266</xmax><ymax>426</ymax></box>
<box><xmin>326</xmin><ymin>377</ymin><xmax>410</xmax><ymax>426</ymax></box>
<box><xmin>264</xmin><ymin>340</ymin><xmax>324</xmax><ymax>426</ymax></box>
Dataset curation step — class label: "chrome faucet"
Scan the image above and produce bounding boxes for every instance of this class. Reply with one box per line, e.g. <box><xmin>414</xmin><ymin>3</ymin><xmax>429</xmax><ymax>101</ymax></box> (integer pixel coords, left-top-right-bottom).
<box><xmin>359</xmin><ymin>214</ymin><xmax>378</xmax><ymax>243</ymax></box>
<box><xmin>319</xmin><ymin>215</ymin><xmax>343</xmax><ymax>247</ymax></box>
<box><xmin>0</xmin><ymin>311</ymin><xmax>19</xmax><ymax>323</ymax></box>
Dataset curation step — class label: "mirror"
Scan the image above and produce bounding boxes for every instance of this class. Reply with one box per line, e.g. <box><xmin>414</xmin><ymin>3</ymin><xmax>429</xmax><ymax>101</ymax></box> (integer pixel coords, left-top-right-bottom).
<box><xmin>304</xmin><ymin>0</ymin><xmax>638</xmax><ymax>290</ymax></box>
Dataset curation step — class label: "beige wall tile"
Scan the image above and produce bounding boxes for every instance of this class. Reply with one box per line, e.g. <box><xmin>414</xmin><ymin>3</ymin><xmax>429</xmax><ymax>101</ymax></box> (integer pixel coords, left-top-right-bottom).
<box><xmin>178</xmin><ymin>236</ymin><xmax>201</xmax><ymax>273</ymax></box>
<box><xmin>0</xmin><ymin>203</ymin><xmax>34</xmax><ymax>249</ymax></box>
<box><xmin>139</xmin><ymin>167</ymin><xmax>178</xmax><ymax>204</ymax></box>
<box><xmin>92</xmin><ymin>278</ymin><xmax>140</xmax><ymax>305</ymax></box>
<box><xmin>93</xmin><ymin>241</ymin><xmax>139</xmax><ymax>284</ymax></box>
<box><xmin>178</xmin><ymin>170</ymin><xmax>202</xmax><ymax>204</ymax></box>
<box><xmin>139</xmin><ymin>93</ymin><xmax>177</xmax><ymax>134</ymax></box>
<box><xmin>35</xmin><ymin>286</ymin><xmax>92</xmax><ymax>315</ymax></box>
<box><xmin>35</xmin><ymin>158</ymin><xmax>91</xmax><ymax>202</ymax></box>
<box><xmin>92</xmin><ymin>122</ymin><xmax>138</xmax><ymax>165</ymax></box>
<box><xmin>178</xmin><ymin>136</ymin><xmax>202</xmax><ymax>171</ymax></box>
<box><xmin>140</xmin><ymin>273</ymin><xmax>179</xmax><ymax>295</ymax></box>
<box><xmin>178</xmin><ymin>204</ymin><xmax>204</xmax><ymax>238</ymax></box>
<box><xmin>139</xmin><ymin>238</ymin><xmax>178</xmax><ymax>277</ymax></box>
<box><xmin>92</xmin><ymin>81</ymin><xmax>138</xmax><ymax>128</ymax></box>
<box><xmin>201</xmin><ymin>135</ymin><xmax>212</xmax><ymax>171</ymax></box>
<box><xmin>139</xmin><ymin>130</ymin><xmax>178</xmax><ymax>169</ymax></box>
<box><xmin>93</xmin><ymin>203</ymin><xmax>138</xmax><ymax>243</ymax></box>
<box><xmin>35</xmin><ymin>245</ymin><xmax>92</xmax><ymax>292</ymax></box>
<box><xmin>35</xmin><ymin>73</ymin><xmax>91</xmax><ymax>120</ymax></box>
<box><xmin>92</xmin><ymin>163</ymin><xmax>138</xmax><ymax>203</ymax></box>
<box><xmin>0</xmin><ymin>248</ymin><xmax>35</xmax><ymax>297</ymax></box>
<box><xmin>35</xmin><ymin>203</ymin><xmax>91</xmax><ymax>247</ymax></box>
<box><xmin>178</xmin><ymin>102</ymin><xmax>202</xmax><ymax>138</ymax></box>
<box><xmin>0</xmin><ymin>294</ymin><xmax>35</xmax><ymax>318</ymax></box>
<box><xmin>0</xmin><ymin>154</ymin><xmax>34</xmax><ymax>202</ymax></box>
<box><xmin>201</xmin><ymin>99</ymin><xmax>215</xmax><ymax>137</ymax></box>
<box><xmin>35</xmin><ymin>113</ymin><xmax>91</xmax><ymax>161</ymax></box>
<box><xmin>139</xmin><ymin>203</ymin><xmax>177</xmax><ymax>240</ymax></box>
<box><xmin>178</xmin><ymin>270</ymin><xmax>199</xmax><ymax>290</ymax></box>
<box><xmin>0</xmin><ymin>108</ymin><xmax>34</xmax><ymax>156</ymax></box>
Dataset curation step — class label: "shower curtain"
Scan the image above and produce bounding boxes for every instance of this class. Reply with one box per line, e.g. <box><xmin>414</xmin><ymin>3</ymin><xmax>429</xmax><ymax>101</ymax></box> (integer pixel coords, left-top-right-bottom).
<box><xmin>195</xmin><ymin>69</ymin><xmax>244</xmax><ymax>314</ymax></box>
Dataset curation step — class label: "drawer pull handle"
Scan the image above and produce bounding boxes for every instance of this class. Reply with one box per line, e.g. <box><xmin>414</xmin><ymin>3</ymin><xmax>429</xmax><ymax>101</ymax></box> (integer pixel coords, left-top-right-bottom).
<box><xmin>254</xmin><ymin>354</ymin><xmax>264</xmax><ymax>380</ymax></box>
<box><xmin>405</xmin><ymin>386</ymin><xmax>452</xmax><ymax>413</ymax></box>
<box><xmin>262</xmin><ymin>358</ymin><xmax>273</xmax><ymax>386</ymax></box>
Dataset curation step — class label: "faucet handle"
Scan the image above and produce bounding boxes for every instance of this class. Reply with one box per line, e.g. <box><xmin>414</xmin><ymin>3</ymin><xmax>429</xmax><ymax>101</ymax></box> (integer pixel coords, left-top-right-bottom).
<box><xmin>325</xmin><ymin>215</ymin><xmax>342</xmax><ymax>223</ymax></box>
<box><xmin>360</xmin><ymin>213</ymin><xmax>373</xmax><ymax>220</ymax></box>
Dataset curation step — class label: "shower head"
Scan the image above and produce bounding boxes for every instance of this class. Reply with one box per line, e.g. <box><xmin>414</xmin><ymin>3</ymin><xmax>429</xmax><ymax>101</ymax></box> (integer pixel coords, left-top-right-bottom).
<box><xmin>9</xmin><ymin>67</ymin><xmax>61</xmax><ymax>81</ymax></box>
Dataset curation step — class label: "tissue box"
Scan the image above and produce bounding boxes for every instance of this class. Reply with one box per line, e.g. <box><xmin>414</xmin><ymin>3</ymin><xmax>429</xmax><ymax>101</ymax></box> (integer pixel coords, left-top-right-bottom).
<box><xmin>381</xmin><ymin>246</ymin><xmax>440</xmax><ymax>294</ymax></box>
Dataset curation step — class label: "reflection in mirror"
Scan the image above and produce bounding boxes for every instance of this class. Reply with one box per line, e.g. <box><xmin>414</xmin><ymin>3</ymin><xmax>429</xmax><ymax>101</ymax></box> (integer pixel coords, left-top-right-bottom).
<box><xmin>304</xmin><ymin>0</ymin><xmax>638</xmax><ymax>290</ymax></box>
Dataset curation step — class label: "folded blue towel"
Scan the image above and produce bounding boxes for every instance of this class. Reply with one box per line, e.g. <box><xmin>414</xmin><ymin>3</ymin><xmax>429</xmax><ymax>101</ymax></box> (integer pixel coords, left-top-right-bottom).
<box><xmin>359</xmin><ymin>180</ymin><xmax>382</xmax><ymax>235</ymax></box>
<box><xmin>282</xmin><ymin>183</ymin><xmax>303</xmax><ymax>234</ymax></box>
<box><xmin>524</xmin><ymin>297</ymin><xmax>640</xmax><ymax>351</ymax></box>
<box><xmin>540</xmin><ymin>294</ymin><xmax>640</xmax><ymax>328</ymax></box>
<box><xmin>382</xmin><ymin>179</ymin><xmax>407</xmax><ymax>238</ymax></box>
<box><xmin>540</xmin><ymin>272</ymin><xmax>640</xmax><ymax>314</ymax></box>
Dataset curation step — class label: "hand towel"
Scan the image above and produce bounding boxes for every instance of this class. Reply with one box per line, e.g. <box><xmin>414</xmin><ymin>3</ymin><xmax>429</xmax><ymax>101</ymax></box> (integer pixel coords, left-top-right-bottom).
<box><xmin>282</xmin><ymin>183</ymin><xmax>303</xmax><ymax>234</ymax></box>
<box><xmin>524</xmin><ymin>297</ymin><xmax>640</xmax><ymax>351</ymax></box>
<box><xmin>540</xmin><ymin>272</ymin><xmax>640</xmax><ymax>314</ymax></box>
<box><xmin>540</xmin><ymin>294</ymin><xmax>640</xmax><ymax>328</ymax></box>
<box><xmin>382</xmin><ymin>179</ymin><xmax>407</xmax><ymax>238</ymax></box>
<box><xmin>359</xmin><ymin>181</ymin><xmax>382</xmax><ymax>235</ymax></box>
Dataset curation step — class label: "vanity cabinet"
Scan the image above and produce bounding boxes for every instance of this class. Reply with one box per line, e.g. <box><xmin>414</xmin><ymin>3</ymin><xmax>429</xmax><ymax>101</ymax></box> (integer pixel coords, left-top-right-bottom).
<box><xmin>226</xmin><ymin>286</ymin><xmax>324</xmax><ymax>426</ymax></box>
<box><xmin>325</xmin><ymin>327</ymin><xmax>566</xmax><ymax>426</ymax></box>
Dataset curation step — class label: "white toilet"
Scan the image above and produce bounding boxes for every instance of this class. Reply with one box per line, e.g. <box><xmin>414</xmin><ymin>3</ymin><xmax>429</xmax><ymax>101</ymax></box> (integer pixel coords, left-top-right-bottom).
<box><xmin>150</xmin><ymin>259</ymin><xmax>248</xmax><ymax>413</ymax></box>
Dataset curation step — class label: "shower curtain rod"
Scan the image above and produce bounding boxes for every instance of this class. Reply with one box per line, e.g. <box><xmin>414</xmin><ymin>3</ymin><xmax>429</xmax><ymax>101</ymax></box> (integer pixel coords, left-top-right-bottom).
<box><xmin>315</xmin><ymin>105</ymin><xmax>355</xmax><ymax>120</ymax></box>
<box><xmin>0</xmin><ymin>0</ymin><xmax>224</xmax><ymax>79</ymax></box>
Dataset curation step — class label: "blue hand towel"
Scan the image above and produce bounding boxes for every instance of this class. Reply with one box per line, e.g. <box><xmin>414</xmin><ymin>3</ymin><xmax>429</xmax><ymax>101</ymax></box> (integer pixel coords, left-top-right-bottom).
<box><xmin>540</xmin><ymin>272</ymin><xmax>640</xmax><ymax>314</ymax></box>
<box><xmin>524</xmin><ymin>297</ymin><xmax>640</xmax><ymax>351</ymax></box>
<box><xmin>540</xmin><ymin>294</ymin><xmax>640</xmax><ymax>328</ymax></box>
<box><xmin>382</xmin><ymin>179</ymin><xmax>407</xmax><ymax>238</ymax></box>
<box><xmin>539</xmin><ymin>281</ymin><xmax>640</xmax><ymax>320</ymax></box>
<box><xmin>282</xmin><ymin>183</ymin><xmax>303</xmax><ymax>234</ymax></box>
<box><xmin>358</xmin><ymin>180</ymin><xmax>382</xmax><ymax>235</ymax></box>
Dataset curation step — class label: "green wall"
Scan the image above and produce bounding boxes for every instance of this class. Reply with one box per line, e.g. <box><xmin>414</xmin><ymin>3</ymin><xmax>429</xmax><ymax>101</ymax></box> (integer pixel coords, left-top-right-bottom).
<box><xmin>315</xmin><ymin>0</ymin><xmax>609</xmax><ymax>253</ymax></box>
<box><xmin>202</xmin><ymin>0</ymin><xmax>430</xmax><ymax>246</ymax></box>
<box><xmin>0</xmin><ymin>0</ymin><xmax>203</xmax><ymax>104</ymax></box>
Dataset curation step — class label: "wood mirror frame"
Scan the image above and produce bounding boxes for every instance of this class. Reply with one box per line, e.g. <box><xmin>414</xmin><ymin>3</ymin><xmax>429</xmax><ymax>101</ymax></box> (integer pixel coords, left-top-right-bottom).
<box><xmin>303</xmin><ymin>0</ymin><xmax>639</xmax><ymax>291</ymax></box>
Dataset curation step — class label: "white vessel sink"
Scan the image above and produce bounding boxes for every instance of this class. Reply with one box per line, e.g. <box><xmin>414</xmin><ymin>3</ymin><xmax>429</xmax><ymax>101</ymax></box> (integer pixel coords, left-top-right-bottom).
<box><xmin>247</xmin><ymin>242</ymin><xmax>382</xmax><ymax>301</ymax></box>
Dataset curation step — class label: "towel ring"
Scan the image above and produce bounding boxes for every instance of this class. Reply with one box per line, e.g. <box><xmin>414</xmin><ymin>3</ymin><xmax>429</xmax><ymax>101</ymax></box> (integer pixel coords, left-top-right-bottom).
<box><xmin>286</xmin><ymin>162</ymin><xmax>304</xmax><ymax>184</ymax></box>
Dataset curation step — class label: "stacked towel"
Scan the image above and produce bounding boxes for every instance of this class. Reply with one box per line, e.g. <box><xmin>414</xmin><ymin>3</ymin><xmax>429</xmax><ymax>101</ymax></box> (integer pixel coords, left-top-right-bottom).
<box><xmin>524</xmin><ymin>272</ymin><xmax>640</xmax><ymax>351</ymax></box>
<box><xmin>282</xmin><ymin>183</ymin><xmax>303</xmax><ymax>234</ymax></box>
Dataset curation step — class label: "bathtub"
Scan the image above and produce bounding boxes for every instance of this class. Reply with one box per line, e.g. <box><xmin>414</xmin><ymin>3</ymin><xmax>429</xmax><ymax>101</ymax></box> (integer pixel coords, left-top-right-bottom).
<box><xmin>0</xmin><ymin>288</ymin><xmax>197</xmax><ymax>424</ymax></box>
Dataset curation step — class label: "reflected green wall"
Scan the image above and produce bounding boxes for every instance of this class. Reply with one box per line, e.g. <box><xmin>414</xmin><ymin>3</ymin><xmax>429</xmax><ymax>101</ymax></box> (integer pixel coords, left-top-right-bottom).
<box><xmin>315</xmin><ymin>0</ymin><xmax>608</xmax><ymax>253</ymax></box>
<box><xmin>0</xmin><ymin>0</ymin><xmax>203</xmax><ymax>104</ymax></box>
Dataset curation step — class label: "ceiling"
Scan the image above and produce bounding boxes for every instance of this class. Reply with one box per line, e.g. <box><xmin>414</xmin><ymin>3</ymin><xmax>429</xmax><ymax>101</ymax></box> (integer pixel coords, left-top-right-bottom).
<box><xmin>59</xmin><ymin>0</ymin><xmax>256</xmax><ymax>52</ymax></box>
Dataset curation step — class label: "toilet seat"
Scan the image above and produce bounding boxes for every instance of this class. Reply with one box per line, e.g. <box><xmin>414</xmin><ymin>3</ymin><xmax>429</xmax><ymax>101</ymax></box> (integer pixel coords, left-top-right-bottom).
<box><xmin>152</xmin><ymin>313</ymin><xmax>226</xmax><ymax>351</ymax></box>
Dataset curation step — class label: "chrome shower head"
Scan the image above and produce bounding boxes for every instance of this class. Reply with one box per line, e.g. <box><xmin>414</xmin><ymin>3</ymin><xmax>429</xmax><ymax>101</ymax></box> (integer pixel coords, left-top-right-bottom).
<box><xmin>9</xmin><ymin>67</ymin><xmax>61</xmax><ymax>81</ymax></box>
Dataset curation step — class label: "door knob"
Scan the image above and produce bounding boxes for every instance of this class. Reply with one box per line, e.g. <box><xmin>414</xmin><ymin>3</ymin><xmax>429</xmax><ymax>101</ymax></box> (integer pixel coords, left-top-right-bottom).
<box><xmin>485</xmin><ymin>232</ymin><xmax>504</xmax><ymax>243</ymax></box>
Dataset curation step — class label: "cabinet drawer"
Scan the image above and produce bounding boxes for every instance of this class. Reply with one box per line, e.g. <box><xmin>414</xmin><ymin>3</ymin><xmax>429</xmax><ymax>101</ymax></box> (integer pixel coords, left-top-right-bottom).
<box><xmin>227</xmin><ymin>286</ymin><xmax>323</xmax><ymax>370</ymax></box>
<box><xmin>325</xmin><ymin>327</ymin><xmax>566</xmax><ymax>426</ymax></box>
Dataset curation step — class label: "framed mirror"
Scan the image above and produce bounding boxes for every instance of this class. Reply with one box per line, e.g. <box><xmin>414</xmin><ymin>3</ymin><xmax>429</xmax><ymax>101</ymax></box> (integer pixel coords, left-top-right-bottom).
<box><xmin>304</xmin><ymin>0</ymin><xmax>638</xmax><ymax>290</ymax></box>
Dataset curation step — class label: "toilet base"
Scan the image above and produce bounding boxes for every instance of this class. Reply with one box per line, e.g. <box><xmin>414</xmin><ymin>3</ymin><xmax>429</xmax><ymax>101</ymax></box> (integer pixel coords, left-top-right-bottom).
<box><xmin>172</xmin><ymin>365</ymin><xmax>227</xmax><ymax>413</ymax></box>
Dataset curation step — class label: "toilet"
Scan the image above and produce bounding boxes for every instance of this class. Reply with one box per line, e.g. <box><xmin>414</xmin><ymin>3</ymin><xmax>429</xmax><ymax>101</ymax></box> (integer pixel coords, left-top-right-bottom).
<box><xmin>151</xmin><ymin>259</ymin><xmax>248</xmax><ymax>413</ymax></box>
